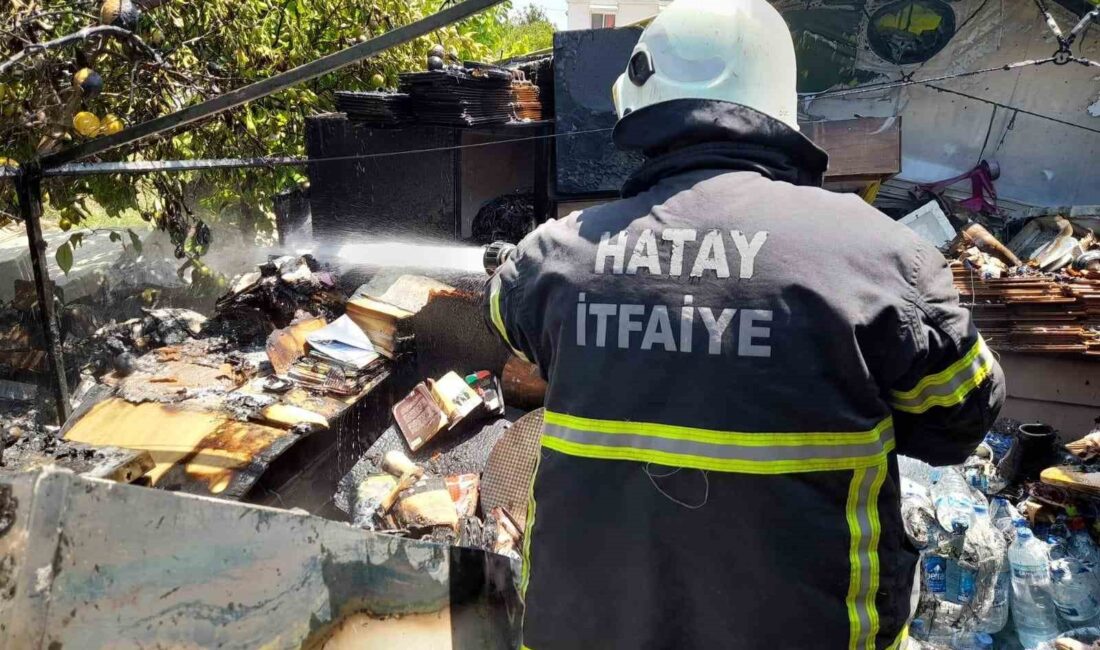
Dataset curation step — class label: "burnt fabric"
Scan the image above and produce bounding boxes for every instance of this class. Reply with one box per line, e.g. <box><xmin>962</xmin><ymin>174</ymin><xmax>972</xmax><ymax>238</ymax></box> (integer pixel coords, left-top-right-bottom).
<box><xmin>483</xmin><ymin>100</ymin><xmax>1004</xmax><ymax>650</ymax></box>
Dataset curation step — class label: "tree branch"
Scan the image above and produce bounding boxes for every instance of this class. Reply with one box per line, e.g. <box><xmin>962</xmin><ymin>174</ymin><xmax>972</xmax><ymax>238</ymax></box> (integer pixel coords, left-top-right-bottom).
<box><xmin>0</xmin><ymin>25</ymin><xmax>162</xmax><ymax>76</ymax></box>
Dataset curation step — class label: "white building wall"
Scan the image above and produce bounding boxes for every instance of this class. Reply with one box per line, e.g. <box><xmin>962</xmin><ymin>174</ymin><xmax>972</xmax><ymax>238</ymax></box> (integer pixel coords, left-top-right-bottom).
<box><xmin>565</xmin><ymin>0</ymin><xmax>669</xmax><ymax>30</ymax></box>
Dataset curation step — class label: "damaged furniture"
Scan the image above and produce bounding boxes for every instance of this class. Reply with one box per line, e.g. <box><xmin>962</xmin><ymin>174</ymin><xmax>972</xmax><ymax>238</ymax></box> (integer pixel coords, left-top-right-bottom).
<box><xmin>57</xmin><ymin>256</ymin><xmax>399</xmax><ymax>504</ymax></box>
<box><xmin>0</xmin><ymin>467</ymin><xmax>520</xmax><ymax>649</ymax></box>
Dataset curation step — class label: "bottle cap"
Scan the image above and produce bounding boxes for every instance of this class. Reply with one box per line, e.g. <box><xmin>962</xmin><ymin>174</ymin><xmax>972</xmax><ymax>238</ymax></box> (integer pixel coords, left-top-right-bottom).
<box><xmin>973</xmin><ymin>504</ymin><xmax>988</xmax><ymax>514</ymax></box>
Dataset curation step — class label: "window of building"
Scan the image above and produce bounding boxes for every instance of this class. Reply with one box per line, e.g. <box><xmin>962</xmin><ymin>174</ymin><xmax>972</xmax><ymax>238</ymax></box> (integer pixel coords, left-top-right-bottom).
<box><xmin>591</xmin><ymin>12</ymin><xmax>616</xmax><ymax>28</ymax></box>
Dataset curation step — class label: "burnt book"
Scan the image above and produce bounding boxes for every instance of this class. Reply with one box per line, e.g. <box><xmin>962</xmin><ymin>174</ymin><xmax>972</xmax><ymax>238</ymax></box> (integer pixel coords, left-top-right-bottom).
<box><xmin>344</xmin><ymin>296</ymin><xmax>415</xmax><ymax>359</ymax></box>
<box><xmin>287</xmin><ymin>355</ymin><xmax>384</xmax><ymax>396</ymax></box>
<box><xmin>392</xmin><ymin>371</ymin><xmax>483</xmax><ymax>452</ymax></box>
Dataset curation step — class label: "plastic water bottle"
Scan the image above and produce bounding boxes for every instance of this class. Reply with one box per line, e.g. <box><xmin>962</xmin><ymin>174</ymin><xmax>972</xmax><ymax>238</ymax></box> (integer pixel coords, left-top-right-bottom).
<box><xmin>1068</xmin><ymin>518</ymin><xmax>1100</xmax><ymax>569</ymax></box>
<box><xmin>970</xmin><ymin>505</ymin><xmax>1010</xmax><ymax>633</ymax></box>
<box><xmin>1010</xmin><ymin>525</ymin><xmax>1060</xmax><ymax>648</ymax></box>
<box><xmin>991</xmin><ymin>497</ymin><xmax>1026</xmax><ymax>544</ymax></box>
<box><xmin>979</xmin><ymin>564</ymin><xmax>1011</xmax><ymax>634</ymax></box>
<box><xmin>946</xmin><ymin>555</ymin><xmax>978</xmax><ymax>604</ymax></box>
<box><xmin>1050</xmin><ymin>538</ymin><xmax>1100</xmax><ymax>627</ymax></box>
<box><xmin>930</xmin><ymin>467</ymin><xmax>975</xmax><ymax>533</ymax></box>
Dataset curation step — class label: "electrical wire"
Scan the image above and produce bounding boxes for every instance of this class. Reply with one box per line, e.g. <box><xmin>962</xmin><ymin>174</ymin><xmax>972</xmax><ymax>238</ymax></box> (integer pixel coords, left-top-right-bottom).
<box><xmin>17</xmin><ymin>126</ymin><xmax>616</xmax><ymax>178</ymax></box>
<box><xmin>925</xmin><ymin>84</ymin><xmax>1100</xmax><ymax>136</ymax></box>
<box><xmin>799</xmin><ymin>56</ymin><xmax>1056</xmax><ymax>100</ymax></box>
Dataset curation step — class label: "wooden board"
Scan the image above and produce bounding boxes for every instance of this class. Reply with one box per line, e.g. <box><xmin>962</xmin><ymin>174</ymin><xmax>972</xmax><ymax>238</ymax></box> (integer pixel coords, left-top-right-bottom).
<box><xmin>1041</xmin><ymin>466</ymin><xmax>1100</xmax><ymax>498</ymax></box>
<box><xmin>804</xmin><ymin>116</ymin><xmax>902</xmax><ymax>182</ymax></box>
<box><xmin>266</xmin><ymin>316</ymin><xmax>327</xmax><ymax>375</ymax></box>
<box><xmin>0</xmin><ymin>469</ymin><xmax>520</xmax><ymax>649</ymax></box>
<box><xmin>64</xmin><ymin>398</ymin><xmax>296</xmax><ymax>497</ymax></box>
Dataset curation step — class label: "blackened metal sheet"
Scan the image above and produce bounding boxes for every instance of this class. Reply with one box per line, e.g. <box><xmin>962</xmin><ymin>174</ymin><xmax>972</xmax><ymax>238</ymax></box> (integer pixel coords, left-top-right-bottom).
<box><xmin>306</xmin><ymin>115</ymin><xmax>457</xmax><ymax>240</ymax></box>
<box><xmin>553</xmin><ymin>28</ymin><xmax>644</xmax><ymax>196</ymax></box>
<box><xmin>412</xmin><ymin>289</ymin><xmax>512</xmax><ymax>382</ymax></box>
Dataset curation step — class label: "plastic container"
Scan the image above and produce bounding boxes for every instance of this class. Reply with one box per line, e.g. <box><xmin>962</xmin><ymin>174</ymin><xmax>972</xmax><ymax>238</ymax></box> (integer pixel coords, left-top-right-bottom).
<box><xmin>1050</xmin><ymin>538</ymin><xmax>1100</xmax><ymax>628</ymax></box>
<box><xmin>970</xmin><ymin>505</ymin><xmax>1009</xmax><ymax>633</ymax></box>
<box><xmin>1010</xmin><ymin>525</ymin><xmax>1061</xmax><ymax>649</ymax></box>
<box><xmin>930</xmin><ymin>467</ymin><xmax>975</xmax><ymax>533</ymax></box>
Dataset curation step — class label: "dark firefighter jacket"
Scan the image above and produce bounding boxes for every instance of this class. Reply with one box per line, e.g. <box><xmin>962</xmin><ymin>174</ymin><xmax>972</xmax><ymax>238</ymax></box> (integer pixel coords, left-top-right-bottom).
<box><xmin>482</xmin><ymin>99</ymin><xmax>1006</xmax><ymax>650</ymax></box>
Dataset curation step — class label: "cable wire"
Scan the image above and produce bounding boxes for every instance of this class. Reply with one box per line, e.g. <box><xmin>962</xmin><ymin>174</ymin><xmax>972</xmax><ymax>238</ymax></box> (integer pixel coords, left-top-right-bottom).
<box><xmin>799</xmin><ymin>57</ymin><xmax>1056</xmax><ymax>100</ymax></box>
<box><xmin>22</xmin><ymin>126</ymin><xmax>615</xmax><ymax>177</ymax></box>
<box><xmin>925</xmin><ymin>84</ymin><xmax>1100</xmax><ymax>136</ymax></box>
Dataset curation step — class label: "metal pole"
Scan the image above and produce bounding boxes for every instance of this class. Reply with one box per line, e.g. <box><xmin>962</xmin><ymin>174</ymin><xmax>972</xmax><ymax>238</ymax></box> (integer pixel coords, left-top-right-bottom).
<box><xmin>14</xmin><ymin>170</ymin><xmax>71</xmax><ymax>424</ymax></box>
<box><xmin>39</xmin><ymin>0</ymin><xmax>506</xmax><ymax>168</ymax></box>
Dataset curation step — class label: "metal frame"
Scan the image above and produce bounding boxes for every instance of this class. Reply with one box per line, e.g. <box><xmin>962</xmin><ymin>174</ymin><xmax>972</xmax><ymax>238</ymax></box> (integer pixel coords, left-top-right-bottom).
<box><xmin>3</xmin><ymin>0</ymin><xmax>506</xmax><ymax>423</ymax></box>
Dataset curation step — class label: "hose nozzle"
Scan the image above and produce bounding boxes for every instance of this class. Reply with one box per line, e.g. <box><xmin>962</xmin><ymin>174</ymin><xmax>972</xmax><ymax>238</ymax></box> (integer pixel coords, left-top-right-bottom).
<box><xmin>483</xmin><ymin>241</ymin><xmax>516</xmax><ymax>275</ymax></box>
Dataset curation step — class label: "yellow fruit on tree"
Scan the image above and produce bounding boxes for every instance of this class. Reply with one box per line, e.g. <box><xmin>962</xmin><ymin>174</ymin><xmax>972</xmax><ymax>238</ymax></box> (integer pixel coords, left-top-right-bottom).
<box><xmin>73</xmin><ymin>111</ymin><xmax>101</xmax><ymax>137</ymax></box>
<box><xmin>370</xmin><ymin>73</ymin><xmax>385</xmax><ymax>89</ymax></box>
<box><xmin>0</xmin><ymin>157</ymin><xmax>18</xmax><ymax>169</ymax></box>
<box><xmin>102</xmin><ymin>114</ymin><xmax>125</xmax><ymax>135</ymax></box>
<box><xmin>59</xmin><ymin>218</ymin><xmax>72</xmax><ymax>231</ymax></box>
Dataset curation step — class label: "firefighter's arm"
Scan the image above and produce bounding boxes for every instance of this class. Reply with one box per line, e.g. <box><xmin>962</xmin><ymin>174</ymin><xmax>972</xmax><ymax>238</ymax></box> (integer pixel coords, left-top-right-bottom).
<box><xmin>481</xmin><ymin>247</ymin><xmax>540</xmax><ymax>368</ymax></box>
<box><xmin>890</xmin><ymin>247</ymin><xmax>1006</xmax><ymax>466</ymax></box>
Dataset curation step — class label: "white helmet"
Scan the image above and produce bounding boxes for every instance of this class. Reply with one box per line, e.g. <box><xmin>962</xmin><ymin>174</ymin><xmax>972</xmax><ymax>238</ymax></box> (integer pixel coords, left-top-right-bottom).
<box><xmin>612</xmin><ymin>0</ymin><xmax>800</xmax><ymax>131</ymax></box>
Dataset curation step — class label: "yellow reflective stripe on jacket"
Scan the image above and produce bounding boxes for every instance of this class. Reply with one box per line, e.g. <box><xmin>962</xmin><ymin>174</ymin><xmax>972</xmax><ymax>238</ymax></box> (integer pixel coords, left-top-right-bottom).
<box><xmin>886</xmin><ymin>625</ymin><xmax>909</xmax><ymax>650</ymax></box>
<box><xmin>488</xmin><ymin>274</ymin><xmax>530</xmax><ymax>363</ymax></box>
<box><xmin>541</xmin><ymin>411</ymin><xmax>895</xmax><ymax>474</ymax></box>
<box><xmin>890</xmin><ymin>336</ymin><xmax>994</xmax><ymax>414</ymax></box>
<box><xmin>846</xmin><ymin>462</ymin><xmax>887</xmax><ymax>650</ymax></box>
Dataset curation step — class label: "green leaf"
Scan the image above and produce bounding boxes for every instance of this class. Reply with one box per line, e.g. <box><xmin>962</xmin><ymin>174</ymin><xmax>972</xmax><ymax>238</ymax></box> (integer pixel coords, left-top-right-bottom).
<box><xmin>244</xmin><ymin>108</ymin><xmax>258</xmax><ymax>136</ymax></box>
<box><xmin>128</xmin><ymin>229</ymin><xmax>143</xmax><ymax>254</ymax></box>
<box><xmin>55</xmin><ymin>243</ymin><xmax>73</xmax><ymax>275</ymax></box>
<box><xmin>68</xmin><ymin>233</ymin><xmax>84</xmax><ymax>249</ymax></box>
<box><xmin>109</xmin><ymin>231</ymin><xmax>122</xmax><ymax>243</ymax></box>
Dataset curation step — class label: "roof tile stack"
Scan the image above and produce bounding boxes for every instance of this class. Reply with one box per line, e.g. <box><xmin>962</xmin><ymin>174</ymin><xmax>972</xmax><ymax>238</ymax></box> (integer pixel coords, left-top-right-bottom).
<box><xmin>952</xmin><ymin>264</ymin><xmax>1100</xmax><ymax>356</ymax></box>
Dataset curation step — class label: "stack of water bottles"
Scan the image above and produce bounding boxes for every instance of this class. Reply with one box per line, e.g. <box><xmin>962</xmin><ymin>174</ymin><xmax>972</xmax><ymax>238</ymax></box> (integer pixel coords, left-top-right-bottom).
<box><xmin>902</xmin><ymin>456</ymin><xmax>1100</xmax><ymax>650</ymax></box>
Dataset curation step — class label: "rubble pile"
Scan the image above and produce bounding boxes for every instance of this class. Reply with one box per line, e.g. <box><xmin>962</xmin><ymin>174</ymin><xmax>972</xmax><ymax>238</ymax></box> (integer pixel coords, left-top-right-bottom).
<box><xmin>922</xmin><ymin>208</ymin><xmax>1100</xmax><ymax>357</ymax></box>
<box><xmin>0</xmin><ymin>401</ymin><xmax>98</xmax><ymax>472</ymax></box>
<box><xmin>904</xmin><ymin>419</ymin><xmax>1100</xmax><ymax>649</ymax></box>
<box><xmin>84</xmin><ymin>307</ymin><xmax>208</xmax><ymax>376</ymax></box>
<box><xmin>205</xmin><ymin>255</ymin><xmax>345</xmax><ymax>345</ymax></box>
<box><xmin>335</xmin><ymin>369</ymin><xmax>525</xmax><ymax>560</ymax></box>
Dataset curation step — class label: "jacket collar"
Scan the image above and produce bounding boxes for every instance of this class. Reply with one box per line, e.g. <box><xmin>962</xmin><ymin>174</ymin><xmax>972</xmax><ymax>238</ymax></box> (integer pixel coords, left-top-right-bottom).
<box><xmin>613</xmin><ymin>99</ymin><xmax>829</xmax><ymax>198</ymax></box>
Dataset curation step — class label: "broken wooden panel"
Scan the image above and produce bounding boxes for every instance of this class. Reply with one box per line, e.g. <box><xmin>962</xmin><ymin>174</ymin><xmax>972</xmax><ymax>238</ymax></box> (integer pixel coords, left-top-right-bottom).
<box><xmin>267</xmin><ymin>316</ymin><xmax>327</xmax><ymax>375</ymax></box>
<box><xmin>63</xmin><ymin>398</ymin><xmax>297</xmax><ymax>497</ymax></box>
<box><xmin>0</xmin><ymin>469</ymin><xmax>520</xmax><ymax>649</ymax></box>
<box><xmin>804</xmin><ymin>117</ymin><xmax>902</xmax><ymax>189</ymax></box>
<box><xmin>81</xmin><ymin>446</ymin><xmax>155</xmax><ymax>483</ymax></box>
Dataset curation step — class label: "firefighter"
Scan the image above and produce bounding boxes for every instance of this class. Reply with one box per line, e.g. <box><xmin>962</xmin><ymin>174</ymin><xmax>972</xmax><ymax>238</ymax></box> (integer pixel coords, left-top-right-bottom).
<box><xmin>483</xmin><ymin>0</ymin><xmax>1005</xmax><ymax>646</ymax></box>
